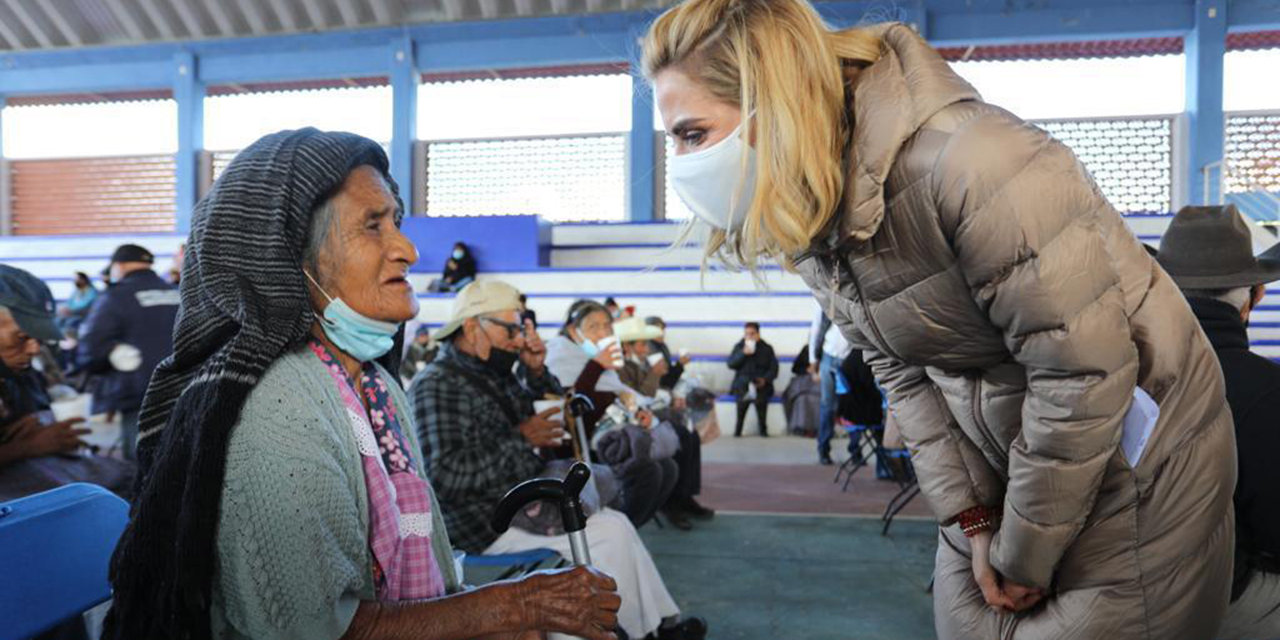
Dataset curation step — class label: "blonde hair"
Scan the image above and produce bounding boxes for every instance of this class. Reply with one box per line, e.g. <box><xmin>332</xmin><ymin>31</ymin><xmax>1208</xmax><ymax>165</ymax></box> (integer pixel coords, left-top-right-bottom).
<box><xmin>643</xmin><ymin>0</ymin><xmax>882</xmax><ymax>268</ymax></box>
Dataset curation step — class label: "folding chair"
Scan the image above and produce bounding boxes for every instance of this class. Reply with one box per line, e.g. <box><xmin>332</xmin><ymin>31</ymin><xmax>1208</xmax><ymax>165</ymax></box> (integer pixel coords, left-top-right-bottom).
<box><xmin>832</xmin><ymin>421</ymin><xmax>884</xmax><ymax>491</ymax></box>
<box><xmin>463</xmin><ymin>548</ymin><xmax>564</xmax><ymax>581</ymax></box>
<box><xmin>877</xmin><ymin>447</ymin><xmax>920</xmax><ymax>536</ymax></box>
<box><xmin>0</xmin><ymin>483</ymin><xmax>130</xmax><ymax>639</ymax></box>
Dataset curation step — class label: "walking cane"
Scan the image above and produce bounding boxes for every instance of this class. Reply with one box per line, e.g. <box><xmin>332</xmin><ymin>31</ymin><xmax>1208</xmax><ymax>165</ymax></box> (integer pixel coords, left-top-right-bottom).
<box><xmin>491</xmin><ymin>461</ymin><xmax>594</xmax><ymax>567</ymax></box>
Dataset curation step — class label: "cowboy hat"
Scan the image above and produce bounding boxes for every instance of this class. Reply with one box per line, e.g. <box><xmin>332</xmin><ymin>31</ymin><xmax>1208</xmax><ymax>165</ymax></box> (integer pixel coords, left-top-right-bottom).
<box><xmin>1156</xmin><ymin>205</ymin><xmax>1280</xmax><ymax>289</ymax></box>
<box><xmin>613</xmin><ymin>316</ymin><xmax>663</xmax><ymax>343</ymax></box>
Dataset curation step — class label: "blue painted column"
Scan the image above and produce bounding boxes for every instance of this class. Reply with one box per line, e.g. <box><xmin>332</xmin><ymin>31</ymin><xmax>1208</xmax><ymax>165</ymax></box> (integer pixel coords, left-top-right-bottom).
<box><xmin>629</xmin><ymin>72</ymin><xmax>657</xmax><ymax>221</ymax></box>
<box><xmin>1185</xmin><ymin>0</ymin><xmax>1227</xmax><ymax>206</ymax></box>
<box><xmin>0</xmin><ymin>95</ymin><xmax>8</xmax><ymax>236</ymax></box>
<box><xmin>389</xmin><ymin>35</ymin><xmax>419</xmax><ymax>214</ymax></box>
<box><xmin>172</xmin><ymin>51</ymin><xmax>204</xmax><ymax>235</ymax></box>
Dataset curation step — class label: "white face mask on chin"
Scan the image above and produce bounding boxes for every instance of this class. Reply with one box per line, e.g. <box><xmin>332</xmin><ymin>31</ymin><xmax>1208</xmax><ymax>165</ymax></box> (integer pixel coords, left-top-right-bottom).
<box><xmin>668</xmin><ymin>121</ymin><xmax>758</xmax><ymax>232</ymax></box>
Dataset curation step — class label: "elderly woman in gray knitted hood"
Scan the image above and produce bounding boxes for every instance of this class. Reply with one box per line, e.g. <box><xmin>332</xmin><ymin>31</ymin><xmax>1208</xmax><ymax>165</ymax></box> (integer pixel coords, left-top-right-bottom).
<box><xmin>103</xmin><ymin>129</ymin><xmax>620</xmax><ymax>640</ymax></box>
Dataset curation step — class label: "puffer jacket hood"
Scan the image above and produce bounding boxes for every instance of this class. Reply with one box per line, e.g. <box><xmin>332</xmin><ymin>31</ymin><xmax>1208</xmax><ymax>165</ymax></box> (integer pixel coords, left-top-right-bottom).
<box><xmin>795</xmin><ymin>23</ymin><xmax>1236</xmax><ymax>639</ymax></box>
<box><xmin>836</xmin><ymin>22</ymin><xmax>980</xmax><ymax>243</ymax></box>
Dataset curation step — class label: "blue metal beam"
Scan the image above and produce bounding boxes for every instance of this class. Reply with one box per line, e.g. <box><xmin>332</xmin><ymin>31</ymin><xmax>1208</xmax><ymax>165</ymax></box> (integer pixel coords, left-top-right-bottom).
<box><xmin>1185</xmin><ymin>0</ymin><xmax>1227</xmax><ymax>206</ymax></box>
<box><xmin>1222</xmin><ymin>0</ymin><xmax>1280</xmax><ymax>31</ymax></box>
<box><xmin>0</xmin><ymin>60</ymin><xmax>171</xmax><ymax>95</ymax></box>
<box><xmin>173</xmin><ymin>51</ymin><xmax>204</xmax><ymax>235</ymax></box>
<box><xmin>927</xmin><ymin>3</ymin><xmax>1195</xmax><ymax>46</ymax></box>
<box><xmin>629</xmin><ymin>73</ymin><xmax>656</xmax><ymax>221</ymax></box>
<box><xmin>199</xmin><ymin>45</ymin><xmax>386</xmax><ymax>85</ymax></box>
<box><xmin>416</xmin><ymin>32</ymin><xmax>633</xmax><ymax>72</ymax></box>
<box><xmin>389</xmin><ymin>35</ymin><xmax>418</xmax><ymax>214</ymax></box>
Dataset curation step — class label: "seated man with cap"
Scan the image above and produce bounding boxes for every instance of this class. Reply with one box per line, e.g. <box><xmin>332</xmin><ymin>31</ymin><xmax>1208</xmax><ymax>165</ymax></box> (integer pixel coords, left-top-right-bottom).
<box><xmin>411</xmin><ymin>280</ymin><xmax>707</xmax><ymax>640</ymax></box>
<box><xmin>0</xmin><ymin>264</ymin><xmax>134</xmax><ymax>502</ymax></box>
<box><xmin>77</xmin><ymin>243</ymin><xmax>179</xmax><ymax>461</ymax></box>
<box><xmin>1156</xmin><ymin>204</ymin><xmax>1280</xmax><ymax>640</ymax></box>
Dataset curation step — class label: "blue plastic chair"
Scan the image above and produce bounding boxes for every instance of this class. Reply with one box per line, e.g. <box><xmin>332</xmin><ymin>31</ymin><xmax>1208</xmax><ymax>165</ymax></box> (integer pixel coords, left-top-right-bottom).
<box><xmin>463</xmin><ymin>548</ymin><xmax>563</xmax><ymax>581</ymax></box>
<box><xmin>0</xmin><ymin>483</ymin><xmax>129</xmax><ymax>639</ymax></box>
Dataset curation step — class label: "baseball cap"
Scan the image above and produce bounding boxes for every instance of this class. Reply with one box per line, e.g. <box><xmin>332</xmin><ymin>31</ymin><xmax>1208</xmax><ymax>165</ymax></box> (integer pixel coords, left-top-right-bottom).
<box><xmin>433</xmin><ymin>280</ymin><xmax>522</xmax><ymax>341</ymax></box>
<box><xmin>110</xmin><ymin>244</ymin><xmax>155</xmax><ymax>265</ymax></box>
<box><xmin>0</xmin><ymin>264</ymin><xmax>61</xmax><ymax>342</ymax></box>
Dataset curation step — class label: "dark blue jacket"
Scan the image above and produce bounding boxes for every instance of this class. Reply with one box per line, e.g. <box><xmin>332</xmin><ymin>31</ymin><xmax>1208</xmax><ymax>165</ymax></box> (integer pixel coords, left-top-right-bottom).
<box><xmin>77</xmin><ymin>269</ymin><xmax>179</xmax><ymax>413</ymax></box>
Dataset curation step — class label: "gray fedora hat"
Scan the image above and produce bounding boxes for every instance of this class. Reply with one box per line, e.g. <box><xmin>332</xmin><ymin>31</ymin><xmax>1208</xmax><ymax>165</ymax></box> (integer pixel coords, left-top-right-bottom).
<box><xmin>1156</xmin><ymin>204</ymin><xmax>1280</xmax><ymax>289</ymax></box>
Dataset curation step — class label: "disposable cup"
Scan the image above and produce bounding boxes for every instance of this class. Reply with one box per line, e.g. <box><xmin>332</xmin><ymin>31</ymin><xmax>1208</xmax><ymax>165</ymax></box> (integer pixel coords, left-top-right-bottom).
<box><xmin>597</xmin><ymin>336</ymin><xmax>624</xmax><ymax>367</ymax></box>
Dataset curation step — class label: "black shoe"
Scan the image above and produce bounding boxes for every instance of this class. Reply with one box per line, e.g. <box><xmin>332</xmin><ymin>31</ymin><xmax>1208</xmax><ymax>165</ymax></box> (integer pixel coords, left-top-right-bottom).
<box><xmin>661</xmin><ymin>508</ymin><xmax>693</xmax><ymax>531</ymax></box>
<box><xmin>657</xmin><ymin>617</ymin><xmax>708</xmax><ymax>640</ymax></box>
<box><xmin>758</xmin><ymin>430</ymin><xmax>769</xmax><ymax>437</ymax></box>
<box><xmin>682</xmin><ymin>497</ymin><xmax>715</xmax><ymax>520</ymax></box>
<box><xmin>819</xmin><ymin>454</ymin><xmax>834</xmax><ymax>466</ymax></box>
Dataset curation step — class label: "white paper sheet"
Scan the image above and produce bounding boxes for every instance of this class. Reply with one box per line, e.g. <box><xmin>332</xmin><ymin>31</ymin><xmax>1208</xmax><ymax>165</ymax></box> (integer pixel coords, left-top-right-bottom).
<box><xmin>1122</xmin><ymin>387</ymin><xmax>1160</xmax><ymax>467</ymax></box>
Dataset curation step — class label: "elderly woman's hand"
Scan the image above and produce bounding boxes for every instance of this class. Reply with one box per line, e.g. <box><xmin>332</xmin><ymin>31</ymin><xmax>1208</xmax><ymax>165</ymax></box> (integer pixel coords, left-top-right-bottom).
<box><xmin>513</xmin><ymin>566</ymin><xmax>621</xmax><ymax>640</ymax></box>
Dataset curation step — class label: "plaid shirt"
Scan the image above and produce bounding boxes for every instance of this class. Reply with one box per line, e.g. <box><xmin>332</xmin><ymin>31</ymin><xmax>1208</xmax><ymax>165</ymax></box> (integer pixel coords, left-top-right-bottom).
<box><xmin>410</xmin><ymin>343</ymin><xmax>563</xmax><ymax>553</ymax></box>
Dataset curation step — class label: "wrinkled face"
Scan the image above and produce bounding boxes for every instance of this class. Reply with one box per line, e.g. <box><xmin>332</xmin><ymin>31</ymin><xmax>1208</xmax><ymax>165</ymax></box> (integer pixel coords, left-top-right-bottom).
<box><xmin>654</xmin><ymin>68</ymin><xmax>743</xmax><ymax>157</ymax></box>
<box><xmin>744</xmin><ymin>326</ymin><xmax>760</xmax><ymax>342</ymax></box>
<box><xmin>0</xmin><ymin>312</ymin><xmax>40</xmax><ymax>371</ymax></box>
<box><xmin>310</xmin><ymin>166</ymin><xmax>419</xmax><ymax>324</ymax></box>
<box><xmin>461</xmin><ymin>308</ymin><xmax>524</xmax><ymax>360</ymax></box>
<box><xmin>576</xmin><ymin>310</ymin><xmax>614</xmax><ymax>344</ymax></box>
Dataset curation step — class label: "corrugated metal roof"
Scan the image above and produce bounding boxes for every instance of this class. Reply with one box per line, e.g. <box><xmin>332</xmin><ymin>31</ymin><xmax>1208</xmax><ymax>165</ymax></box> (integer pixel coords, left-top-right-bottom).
<box><xmin>1227</xmin><ymin>30</ymin><xmax>1280</xmax><ymax>52</ymax></box>
<box><xmin>937</xmin><ymin>32</ymin><xmax>1280</xmax><ymax>62</ymax></box>
<box><xmin>0</xmin><ymin>0</ymin><xmax>672</xmax><ymax>52</ymax></box>
<box><xmin>936</xmin><ymin>37</ymin><xmax>1185</xmax><ymax>62</ymax></box>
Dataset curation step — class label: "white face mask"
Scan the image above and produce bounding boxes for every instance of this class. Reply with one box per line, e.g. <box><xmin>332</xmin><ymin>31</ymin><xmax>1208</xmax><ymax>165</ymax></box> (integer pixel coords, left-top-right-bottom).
<box><xmin>668</xmin><ymin>121</ymin><xmax>757</xmax><ymax>231</ymax></box>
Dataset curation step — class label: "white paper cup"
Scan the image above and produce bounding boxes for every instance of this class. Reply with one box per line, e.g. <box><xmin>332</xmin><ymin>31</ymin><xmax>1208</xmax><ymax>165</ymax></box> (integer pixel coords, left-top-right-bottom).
<box><xmin>532</xmin><ymin>399</ymin><xmax>563</xmax><ymax>418</ymax></box>
<box><xmin>597</xmin><ymin>336</ymin><xmax>624</xmax><ymax>367</ymax></box>
<box><xmin>647</xmin><ymin>352</ymin><xmax>665</xmax><ymax>366</ymax></box>
<box><xmin>109</xmin><ymin>344</ymin><xmax>143</xmax><ymax>372</ymax></box>
<box><xmin>532</xmin><ymin>399</ymin><xmax>567</xmax><ymax>444</ymax></box>
<box><xmin>678</xmin><ymin>347</ymin><xmax>690</xmax><ymax>358</ymax></box>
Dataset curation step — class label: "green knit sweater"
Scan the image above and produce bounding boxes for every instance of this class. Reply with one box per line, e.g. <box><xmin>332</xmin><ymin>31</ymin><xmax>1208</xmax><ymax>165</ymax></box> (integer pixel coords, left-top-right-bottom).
<box><xmin>210</xmin><ymin>348</ymin><xmax>461</xmax><ymax>639</ymax></box>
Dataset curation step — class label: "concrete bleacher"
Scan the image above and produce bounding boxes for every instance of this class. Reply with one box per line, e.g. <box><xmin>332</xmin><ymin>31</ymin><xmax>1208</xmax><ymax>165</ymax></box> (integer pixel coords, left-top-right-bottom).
<box><xmin>7</xmin><ymin>212</ymin><xmax>1280</xmax><ymax>435</ymax></box>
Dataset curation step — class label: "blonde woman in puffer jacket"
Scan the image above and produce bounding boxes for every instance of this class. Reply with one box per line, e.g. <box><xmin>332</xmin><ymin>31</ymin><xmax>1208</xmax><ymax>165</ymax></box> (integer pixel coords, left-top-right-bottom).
<box><xmin>643</xmin><ymin>1</ymin><xmax>1236</xmax><ymax>638</ymax></box>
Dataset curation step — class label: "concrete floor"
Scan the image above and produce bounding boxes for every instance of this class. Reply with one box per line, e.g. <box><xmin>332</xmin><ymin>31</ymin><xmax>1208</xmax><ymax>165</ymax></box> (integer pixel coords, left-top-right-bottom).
<box><xmin>641</xmin><ymin>514</ymin><xmax>938</xmax><ymax>640</ymax></box>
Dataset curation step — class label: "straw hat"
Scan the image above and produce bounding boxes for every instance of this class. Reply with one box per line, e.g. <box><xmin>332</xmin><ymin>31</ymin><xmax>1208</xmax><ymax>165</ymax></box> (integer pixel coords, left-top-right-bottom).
<box><xmin>614</xmin><ymin>316</ymin><xmax>663</xmax><ymax>343</ymax></box>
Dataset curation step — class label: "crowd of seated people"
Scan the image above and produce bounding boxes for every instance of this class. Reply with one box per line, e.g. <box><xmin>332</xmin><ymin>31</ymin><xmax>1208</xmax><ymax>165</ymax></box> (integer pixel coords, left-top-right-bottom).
<box><xmin>410</xmin><ymin>281</ymin><xmax>708</xmax><ymax>640</ymax></box>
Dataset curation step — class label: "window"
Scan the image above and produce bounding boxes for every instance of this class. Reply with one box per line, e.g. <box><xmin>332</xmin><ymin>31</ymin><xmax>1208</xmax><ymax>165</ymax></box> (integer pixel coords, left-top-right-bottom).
<box><xmin>419</xmin><ymin>74</ymin><xmax>631</xmax><ymax>220</ymax></box>
<box><xmin>204</xmin><ymin>85</ymin><xmax>392</xmax><ymax>152</ymax></box>
<box><xmin>2</xmin><ymin>99</ymin><xmax>176</xmax><ymax>158</ymax></box>
<box><xmin>951</xmin><ymin>55</ymin><xmax>1185</xmax><ymax>120</ymax></box>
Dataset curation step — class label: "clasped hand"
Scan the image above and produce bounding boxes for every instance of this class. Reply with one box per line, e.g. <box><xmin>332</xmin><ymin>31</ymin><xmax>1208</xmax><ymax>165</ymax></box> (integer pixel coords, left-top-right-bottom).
<box><xmin>970</xmin><ymin>530</ymin><xmax>1045</xmax><ymax>613</ymax></box>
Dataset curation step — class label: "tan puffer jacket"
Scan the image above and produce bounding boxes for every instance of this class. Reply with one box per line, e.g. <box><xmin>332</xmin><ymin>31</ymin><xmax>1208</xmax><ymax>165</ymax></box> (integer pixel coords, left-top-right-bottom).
<box><xmin>794</xmin><ymin>24</ymin><xmax>1236</xmax><ymax>639</ymax></box>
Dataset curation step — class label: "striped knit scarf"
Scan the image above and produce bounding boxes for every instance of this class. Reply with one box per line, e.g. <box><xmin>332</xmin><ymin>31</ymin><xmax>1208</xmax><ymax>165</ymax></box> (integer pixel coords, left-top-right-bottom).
<box><xmin>103</xmin><ymin>129</ymin><xmax>405</xmax><ymax>639</ymax></box>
